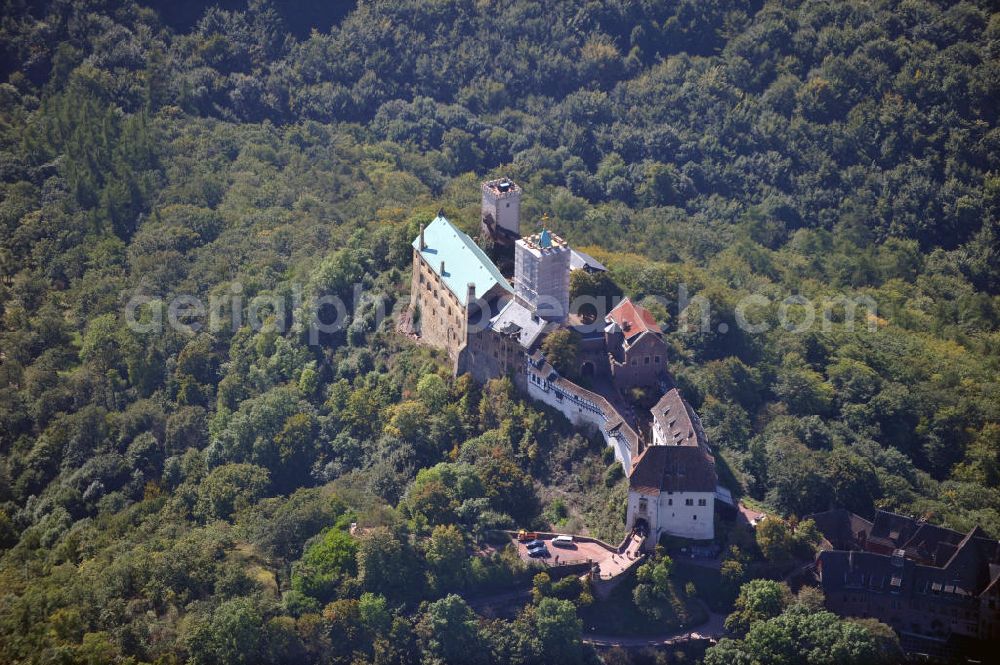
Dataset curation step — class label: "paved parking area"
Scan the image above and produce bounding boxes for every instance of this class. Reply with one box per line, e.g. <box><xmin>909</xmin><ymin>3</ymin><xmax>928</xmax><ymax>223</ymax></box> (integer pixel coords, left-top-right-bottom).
<box><xmin>512</xmin><ymin>533</ymin><xmax>645</xmax><ymax>575</ymax></box>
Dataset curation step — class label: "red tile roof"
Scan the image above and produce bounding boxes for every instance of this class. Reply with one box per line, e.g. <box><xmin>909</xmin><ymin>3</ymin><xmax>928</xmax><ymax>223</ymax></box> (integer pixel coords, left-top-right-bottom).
<box><xmin>606</xmin><ymin>297</ymin><xmax>660</xmax><ymax>339</ymax></box>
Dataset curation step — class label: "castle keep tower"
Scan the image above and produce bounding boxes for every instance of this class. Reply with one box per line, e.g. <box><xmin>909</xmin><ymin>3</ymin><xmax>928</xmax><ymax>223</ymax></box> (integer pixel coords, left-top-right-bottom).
<box><xmin>514</xmin><ymin>228</ymin><xmax>571</xmax><ymax>322</ymax></box>
<box><xmin>480</xmin><ymin>178</ymin><xmax>522</xmax><ymax>247</ymax></box>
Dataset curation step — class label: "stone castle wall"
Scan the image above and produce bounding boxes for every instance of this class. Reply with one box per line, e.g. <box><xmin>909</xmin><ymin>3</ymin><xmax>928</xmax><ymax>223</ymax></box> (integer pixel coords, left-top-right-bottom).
<box><xmin>410</xmin><ymin>252</ymin><xmax>467</xmax><ymax>363</ymax></box>
<box><xmin>526</xmin><ymin>363</ymin><xmax>636</xmax><ymax>472</ymax></box>
<box><xmin>608</xmin><ymin>333</ymin><xmax>668</xmax><ymax>390</ymax></box>
<box><xmin>626</xmin><ymin>489</ymin><xmax>715</xmax><ymax>544</ymax></box>
<box><xmin>458</xmin><ymin>327</ymin><xmax>528</xmax><ymax>392</ymax></box>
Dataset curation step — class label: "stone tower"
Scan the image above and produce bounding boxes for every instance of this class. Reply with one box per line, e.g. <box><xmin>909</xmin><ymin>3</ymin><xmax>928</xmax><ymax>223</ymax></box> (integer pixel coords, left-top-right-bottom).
<box><xmin>514</xmin><ymin>228</ymin><xmax>571</xmax><ymax>322</ymax></box>
<box><xmin>480</xmin><ymin>178</ymin><xmax>522</xmax><ymax>245</ymax></box>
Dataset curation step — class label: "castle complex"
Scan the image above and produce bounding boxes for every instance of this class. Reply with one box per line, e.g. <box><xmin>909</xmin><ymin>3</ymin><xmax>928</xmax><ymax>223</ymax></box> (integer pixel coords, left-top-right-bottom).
<box><xmin>406</xmin><ymin>178</ymin><xmax>722</xmax><ymax>548</ymax></box>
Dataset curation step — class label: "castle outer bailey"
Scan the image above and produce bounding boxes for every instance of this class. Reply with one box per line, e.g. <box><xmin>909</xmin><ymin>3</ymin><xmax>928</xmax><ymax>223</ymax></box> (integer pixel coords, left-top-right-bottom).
<box><xmin>405</xmin><ymin>179</ymin><xmax>724</xmax><ymax>549</ymax></box>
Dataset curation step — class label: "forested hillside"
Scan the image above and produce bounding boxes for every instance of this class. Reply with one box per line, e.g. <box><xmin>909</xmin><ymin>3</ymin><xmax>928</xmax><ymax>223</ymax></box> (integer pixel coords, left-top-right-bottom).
<box><xmin>0</xmin><ymin>1</ymin><xmax>997</xmax><ymax>663</ymax></box>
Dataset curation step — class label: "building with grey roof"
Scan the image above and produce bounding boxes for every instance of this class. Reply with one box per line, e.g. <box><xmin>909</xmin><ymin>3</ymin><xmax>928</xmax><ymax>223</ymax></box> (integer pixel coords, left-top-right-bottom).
<box><xmin>811</xmin><ymin>509</ymin><xmax>1000</xmax><ymax>658</ymax></box>
<box><xmin>489</xmin><ymin>299</ymin><xmax>550</xmax><ymax>351</ymax></box>
<box><xmin>569</xmin><ymin>248</ymin><xmax>607</xmax><ymax>273</ymax></box>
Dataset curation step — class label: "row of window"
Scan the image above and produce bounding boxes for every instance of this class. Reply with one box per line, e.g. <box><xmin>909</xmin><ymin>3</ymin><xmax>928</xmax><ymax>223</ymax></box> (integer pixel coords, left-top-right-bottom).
<box><xmin>417</xmin><ymin>261</ymin><xmax>453</xmax><ymax>310</ymax></box>
<box><xmin>417</xmin><ymin>262</ymin><xmax>442</xmax><ymax>286</ymax></box>
<box><xmin>418</xmin><ymin>269</ymin><xmax>465</xmax><ymax>336</ymax></box>
<box><xmin>534</xmin><ymin>377</ymin><xmax>603</xmax><ymax>416</ymax></box>
<box><xmin>418</xmin><ymin>275</ymin><xmax>450</xmax><ymax>309</ymax></box>
<box><xmin>642</xmin><ymin>497</ymin><xmax>709</xmax><ymax>508</ymax></box>
<box><xmin>638</xmin><ymin>499</ymin><xmax>706</xmax><ymax>521</ymax></box>
<box><xmin>628</xmin><ymin>355</ymin><xmax>662</xmax><ymax>367</ymax></box>
<box><xmin>665</xmin><ymin>498</ymin><xmax>708</xmax><ymax>506</ymax></box>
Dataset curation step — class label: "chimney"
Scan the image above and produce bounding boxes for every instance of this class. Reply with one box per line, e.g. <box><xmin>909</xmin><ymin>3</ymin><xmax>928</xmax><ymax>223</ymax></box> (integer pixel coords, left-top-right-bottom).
<box><xmin>418</xmin><ymin>224</ymin><xmax>425</xmax><ymax>250</ymax></box>
<box><xmin>467</xmin><ymin>282</ymin><xmax>476</xmax><ymax>303</ymax></box>
<box><xmin>440</xmin><ymin>260</ymin><xmax>445</xmax><ymax>276</ymax></box>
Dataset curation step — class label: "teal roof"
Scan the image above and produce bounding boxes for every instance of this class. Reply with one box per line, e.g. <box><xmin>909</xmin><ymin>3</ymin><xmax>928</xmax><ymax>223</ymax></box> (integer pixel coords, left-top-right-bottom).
<box><xmin>413</xmin><ymin>215</ymin><xmax>512</xmax><ymax>306</ymax></box>
<box><xmin>539</xmin><ymin>228</ymin><xmax>552</xmax><ymax>248</ymax></box>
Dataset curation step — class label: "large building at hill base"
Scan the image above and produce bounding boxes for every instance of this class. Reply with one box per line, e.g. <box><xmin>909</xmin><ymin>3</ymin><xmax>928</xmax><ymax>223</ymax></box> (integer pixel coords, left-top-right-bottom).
<box><xmin>810</xmin><ymin>508</ymin><xmax>1000</xmax><ymax>660</ymax></box>
<box><xmin>406</xmin><ymin>179</ymin><xmax>726</xmax><ymax>549</ymax></box>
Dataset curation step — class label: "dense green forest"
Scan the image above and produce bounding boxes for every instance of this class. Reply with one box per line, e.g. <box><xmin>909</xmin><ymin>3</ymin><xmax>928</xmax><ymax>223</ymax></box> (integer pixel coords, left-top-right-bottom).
<box><xmin>0</xmin><ymin>0</ymin><xmax>997</xmax><ymax>663</ymax></box>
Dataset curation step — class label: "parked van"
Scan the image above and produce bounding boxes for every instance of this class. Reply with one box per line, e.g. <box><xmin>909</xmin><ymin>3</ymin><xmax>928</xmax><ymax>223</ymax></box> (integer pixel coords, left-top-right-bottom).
<box><xmin>552</xmin><ymin>535</ymin><xmax>574</xmax><ymax>548</ymax></box>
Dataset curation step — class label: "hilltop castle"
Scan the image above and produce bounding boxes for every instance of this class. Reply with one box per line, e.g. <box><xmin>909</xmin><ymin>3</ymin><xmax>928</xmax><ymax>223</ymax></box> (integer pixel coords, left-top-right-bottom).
<box><xmin>406</xmin><ymin>178</ymin><xmax>723</xmax><ymax>547</ymax></box>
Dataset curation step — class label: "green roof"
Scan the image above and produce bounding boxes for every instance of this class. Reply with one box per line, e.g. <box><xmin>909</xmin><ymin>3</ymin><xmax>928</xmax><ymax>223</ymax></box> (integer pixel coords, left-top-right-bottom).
<box><xmin>413</xmin><ymin>215</ymin><xmax>512</xmax><ymax>306</ymax></box>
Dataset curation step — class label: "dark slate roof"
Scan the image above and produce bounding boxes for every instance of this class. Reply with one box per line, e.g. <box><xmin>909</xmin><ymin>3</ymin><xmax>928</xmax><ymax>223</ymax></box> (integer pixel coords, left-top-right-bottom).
<box><xmin>869</xmin><ymin>509</ymin><xmax>923</xmax><ymax>549</ymax></box>
<box><xmin>987</xmin><ymin>564</ymin><xmax>1000</xmax><ymax>594</ymax></box>
<box><xmin>902</xmin><ymin>522</ymin><xmax>966</xmax><ymax>565</ymax></box>
<box><xmin>569</xmin><ymin>248</ymin><xmax>607</xmax><ymax>272</ymax></box>
<box><xmin>818</xmin><ymin>522</ymin><xmax>1000</xmax><ymax>601</ymax></box>
<box><xmin>629</xmin><ymin>442</ymin><xmax>717</xmax><ymax>495</ymax></box>
<box><xmin>632</xmin><ymin>386</ymin><xmax>716</xmax><ymax>496</ymax></box>
<box><xmin>934</xmin><ymin>526</ymin><xmax>999</xmax><ymax>592</ymax></box>
<box><xmin>808</xmin><ymin>509</ymin><xmax>874</xmax><ymax>550</ymax></box>
<box><xmin>818</xmin><ymin>550</ymin><xmax>915</xmax><ymax>595</ymax></box>
<box><xmin>651</xmin><ymin>388</ymin><xmax>702</xmax><ymax>446</ymax></box>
